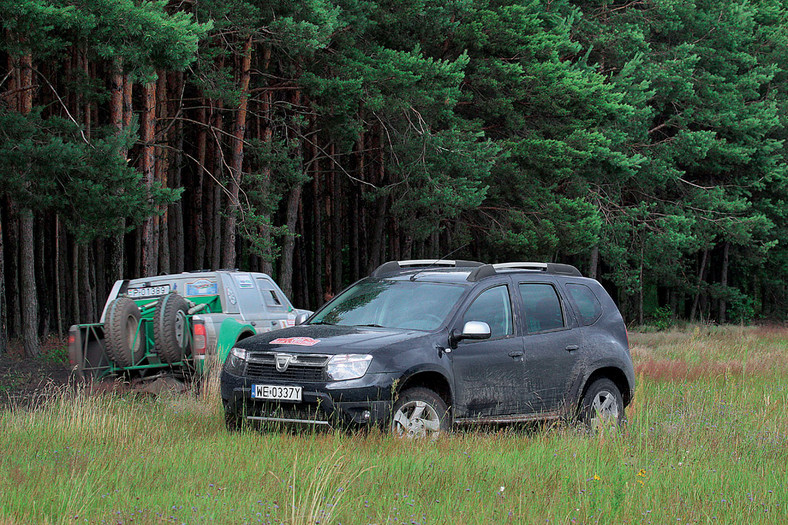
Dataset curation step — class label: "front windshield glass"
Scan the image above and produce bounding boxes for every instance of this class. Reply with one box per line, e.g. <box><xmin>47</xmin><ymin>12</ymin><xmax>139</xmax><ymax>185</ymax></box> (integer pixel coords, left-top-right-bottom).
<box><xmin>310</xmin><ymin>279</ymin><xmax>466</xmax><ymax>331</ymax></box>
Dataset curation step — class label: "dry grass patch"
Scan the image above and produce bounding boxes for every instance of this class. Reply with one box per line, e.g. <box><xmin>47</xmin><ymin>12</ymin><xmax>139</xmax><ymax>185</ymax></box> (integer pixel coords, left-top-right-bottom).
<box><xmin>630</xmin><ymin>324</ymin><xmax>788</xmax><ymax>380</ymax></box>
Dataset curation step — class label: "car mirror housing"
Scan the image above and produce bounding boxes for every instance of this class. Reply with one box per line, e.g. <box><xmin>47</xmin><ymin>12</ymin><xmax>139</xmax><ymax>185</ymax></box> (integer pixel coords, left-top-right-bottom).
<box><xmin>295</xmin><ymin>311</ymin><xmax>311</xmax><ymax>325</ymax></box>
<box><xmin>453</xmin><ymin>321</ymin><xmax>491</xmax><ymax>344</ymax></box>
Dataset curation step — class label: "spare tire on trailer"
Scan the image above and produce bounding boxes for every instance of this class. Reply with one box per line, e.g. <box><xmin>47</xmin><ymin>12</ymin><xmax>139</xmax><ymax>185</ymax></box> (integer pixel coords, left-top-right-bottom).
<box><xmin>153</xmin><ymin>293</ymin><xmax>191</xmax><ymax>364</ymax></box>
<box><xmin>104</xmin><ymin>296</ymin><xmax>144</xmax><ymax>367</ymax></box>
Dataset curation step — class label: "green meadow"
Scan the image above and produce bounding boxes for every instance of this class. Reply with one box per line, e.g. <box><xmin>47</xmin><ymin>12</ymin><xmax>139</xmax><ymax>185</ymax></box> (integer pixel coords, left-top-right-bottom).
<box><xmin>1</xmin><ymin>325</ymin><xmax>786</xmax><ymax>524</ymax></box>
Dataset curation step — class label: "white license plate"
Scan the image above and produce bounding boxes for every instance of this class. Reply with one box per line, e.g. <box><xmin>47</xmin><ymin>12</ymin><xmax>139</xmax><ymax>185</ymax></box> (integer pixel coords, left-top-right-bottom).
<box><xmin>127</xmin><ymin>285</ymin><xmax>171</xmax><ymax>298</ymax></box>
<box><xmin>251</xmin><ymin>384</ymin><xmax>302</xmax><ymax>402</ymax></box>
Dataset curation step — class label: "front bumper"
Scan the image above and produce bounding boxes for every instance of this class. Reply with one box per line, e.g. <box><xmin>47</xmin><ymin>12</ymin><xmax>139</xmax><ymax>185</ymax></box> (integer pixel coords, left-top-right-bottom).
<box><xmin>221</xmin><ymin>370</ymin><xmax>398</xmax><ymax>427</ymax></box>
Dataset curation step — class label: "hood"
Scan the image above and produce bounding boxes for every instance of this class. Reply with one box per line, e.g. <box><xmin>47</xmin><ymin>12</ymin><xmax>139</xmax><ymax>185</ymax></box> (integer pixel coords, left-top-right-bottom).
<box><xmin>237</xmin><ymin>324</ymin><xmax>427</xmax><ymax>355</ymax></box>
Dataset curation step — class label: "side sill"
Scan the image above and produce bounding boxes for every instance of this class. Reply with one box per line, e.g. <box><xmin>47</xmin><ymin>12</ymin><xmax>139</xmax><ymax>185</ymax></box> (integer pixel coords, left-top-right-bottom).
<box><xmin>454</xmin><ymin>412</ymin><xmax>561</xmax><ymax>425</ymax></box>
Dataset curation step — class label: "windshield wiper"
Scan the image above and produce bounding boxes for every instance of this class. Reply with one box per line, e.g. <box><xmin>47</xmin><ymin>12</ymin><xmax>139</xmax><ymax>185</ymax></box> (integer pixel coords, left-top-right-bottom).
<box><xmin>310</xmin><ymin>320</ymin><xmax>335</xmax><ymax>325</ymax></box>
<box><xmin>355</xmin><ymin>323</ymin><xmax>385</xmax><ymax>328</ymax></box>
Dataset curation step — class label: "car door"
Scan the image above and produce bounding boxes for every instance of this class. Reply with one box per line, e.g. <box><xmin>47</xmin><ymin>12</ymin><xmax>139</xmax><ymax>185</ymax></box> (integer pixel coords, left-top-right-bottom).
<box><xmin>518</xmin><ymin>281</ymin><xmax>584</xmax><ymax>414</ymax></box>
<box><xmin>450</xmin><ymin>282</ymin><xmax>527</xmax><ymax>418</ymax></box>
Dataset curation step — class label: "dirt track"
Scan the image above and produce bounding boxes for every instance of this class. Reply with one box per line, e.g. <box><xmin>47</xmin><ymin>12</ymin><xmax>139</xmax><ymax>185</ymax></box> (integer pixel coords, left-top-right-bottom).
<box><xmin>0</xmin><ymin>344</ymin><xmax>71</xmax><ymax>408</ymax></box>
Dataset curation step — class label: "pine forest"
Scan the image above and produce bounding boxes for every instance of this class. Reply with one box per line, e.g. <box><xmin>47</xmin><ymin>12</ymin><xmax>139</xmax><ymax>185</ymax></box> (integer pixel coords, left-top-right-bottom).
<box><xmin>2</xmin><ymin>0</ymin><xmax>788</xmax><ymax>357</ymax></box>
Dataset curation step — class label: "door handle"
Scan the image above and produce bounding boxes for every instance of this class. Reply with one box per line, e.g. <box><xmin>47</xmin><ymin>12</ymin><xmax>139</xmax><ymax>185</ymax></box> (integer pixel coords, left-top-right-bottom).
<box><xmin>565</xmin><ymin>345</ymin><xmax>579</xmax><ymax>352</ymax></box>
<box><xmin>508</xmin><ymin>350</ymin><xmax>524</xmax><ymax>358</ymax></box>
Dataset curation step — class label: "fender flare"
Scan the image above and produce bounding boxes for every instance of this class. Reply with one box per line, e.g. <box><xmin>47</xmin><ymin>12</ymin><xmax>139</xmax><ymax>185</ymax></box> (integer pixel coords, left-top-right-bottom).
<box><xmin>567</xmin><ymin>357</ymin><xmax>636</xmax><ymax>413</ymax></box>
<box><xmin>215</xmin><ymin>318</ymin><xmax>257</xmax><ymax>363</ymax></box>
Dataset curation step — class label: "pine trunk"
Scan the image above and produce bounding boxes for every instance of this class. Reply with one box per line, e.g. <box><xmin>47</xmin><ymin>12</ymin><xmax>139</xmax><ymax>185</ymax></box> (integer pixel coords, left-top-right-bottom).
<box><xmin>0</xmin><ymin>211</ymin><xmax>6</xmax><ymax>354</ymax></box>
<box><xmin>311</xmin><ymin>133</ymin><xmax>324</xmax><ymax>305</ymax></box>
<box><xmin>280</xmin><ymin>186</ymin><xmax>303</xmax><ymax>299</ymax></box>
<box><xmin>279</xmin><ymin>88</ymin><xmax>304</xmax><ymax>298</ymax></box>
<box><xmin>690</xmin><ymin>249</ymin><xmax>709</xmax><ymax>322</ymax></box>
<box><xmin>20</xmin><ymin>209</ymin><xmax>39</xmax><ymax>357</ymax></box>
<box><xmin>589</xmin><ymin>246</ymin><xmax>599</xmax><ymax>279</ymax></box>
<box><xmin>330</xmin><ymin>143</ymin><xmax>343</xmax><ymax>293</ymax></box>
<box><xmin>170</xmin><ymin>72</ymin><xmax>185</xmax><ymax>273</ymax></box>
<box><xmin>259</xmin><ymin>46</ymin><xmax>274</xmax><ymax>276</ymax></box>
<box><xmin>35</xmin><ymin>216</ymin><xmax>49</xmax><ymax>336</ymax></box>
<box><xmin>223</xmin><ymin>35</ymin><xmax>253</xmax><ymax>269</ymax></box>
<box><xmin>141</xmin><ymin>80</ymin><xmax>158</xmax><ymax>277</ymax></box>
<box><xmin>71</xmin><ymin>241</ymin><xmax>80</xmax><ymax>322</ymax></box>
<box><xmin>110</xmin><ymin>59</ymin><xmax>125</xmax><ymax>282</ymax></box>
<box><xmin>194</xmin><ymin>101</ymin><xmax>207</xmax><ymax>268</ymax></box>
<box><xmin>210</xmin><ymin>99</ymin><xmax>224</xmax><ymax>271</ymax></box>
<box><xmin>157</xmin><ymin>72</ymin><xmax>170</xmax><ymax>275</ymax></box>
<box><xmin>719</xmin><ymin>242</ymin><xmax>730</xmax><ymax>323</ymax></box>
<box><xmin>18</xmin><ymin>51</ymin><xmax>39</xmax><ymax>357</ymax></box>
<box><xmin>54</xmin><ymin>216</ymin><xmax>63</xmax><ymax>337</ymax></box>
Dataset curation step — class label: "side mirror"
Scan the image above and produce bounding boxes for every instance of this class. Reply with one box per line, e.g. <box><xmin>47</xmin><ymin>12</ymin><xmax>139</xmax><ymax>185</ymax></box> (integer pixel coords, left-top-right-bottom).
<box><xmin>295</xmin><ymin>311</ymin><xmax>312</xmax><ymax>325</ymax></box>
<box><xmin>451</xmin><ymin>321</ymin><xmax>491</xmax><ymax>346</ymax></box>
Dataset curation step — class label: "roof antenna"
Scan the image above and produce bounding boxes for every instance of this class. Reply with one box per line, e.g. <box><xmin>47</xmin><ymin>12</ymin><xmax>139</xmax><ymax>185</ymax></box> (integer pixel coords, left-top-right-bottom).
<box><xmin>409</xmin><ymin>243</ymin><xmax>471</xmax><ymax>281</ymax></box>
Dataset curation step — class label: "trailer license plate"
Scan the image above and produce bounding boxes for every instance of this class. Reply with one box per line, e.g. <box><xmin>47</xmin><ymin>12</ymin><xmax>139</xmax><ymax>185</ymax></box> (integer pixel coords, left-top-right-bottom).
<box><xmin>251</xmin><ymin>384</ymin><xmax>302</xmax><ymax>402</ymax></box>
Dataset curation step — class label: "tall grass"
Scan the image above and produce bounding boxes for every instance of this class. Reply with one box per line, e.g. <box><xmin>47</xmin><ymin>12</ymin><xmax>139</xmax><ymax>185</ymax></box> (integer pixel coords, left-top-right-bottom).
<box><xmin>1</xmin><ymin>326</ymin><xmax>786</xmax><ymax>523</ymax></box>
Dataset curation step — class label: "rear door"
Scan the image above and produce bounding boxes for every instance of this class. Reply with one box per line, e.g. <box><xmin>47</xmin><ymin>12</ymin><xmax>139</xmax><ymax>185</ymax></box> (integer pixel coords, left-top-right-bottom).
<box><xmin>451</xmin><ymin>281</ymin><xmax>527</xmax><ymax>418</ymax></box>
<box><xmin>255</xmin><ymin>277</ymin><xmax>292</xmax><ymax>331</ymax></box>
<box><xmin>517</xmin><ymin>280</ymin><xmax>584</xmax><ymax>414</ymax></box>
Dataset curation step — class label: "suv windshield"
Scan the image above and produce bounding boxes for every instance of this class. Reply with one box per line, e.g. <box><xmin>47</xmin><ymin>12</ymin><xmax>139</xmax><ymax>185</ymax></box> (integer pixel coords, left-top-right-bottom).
<box><xmin>310</xmin><ymin>279</ymin><xmax>466</xmax><ymax>331</ymax></box>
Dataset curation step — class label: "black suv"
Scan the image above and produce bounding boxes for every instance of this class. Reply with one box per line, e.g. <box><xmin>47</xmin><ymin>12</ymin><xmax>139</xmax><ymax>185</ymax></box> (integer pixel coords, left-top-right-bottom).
<box><xmin>220</xmin><ymin>260</ymin><xmax>635</xmax><ymax>437</ymax></box>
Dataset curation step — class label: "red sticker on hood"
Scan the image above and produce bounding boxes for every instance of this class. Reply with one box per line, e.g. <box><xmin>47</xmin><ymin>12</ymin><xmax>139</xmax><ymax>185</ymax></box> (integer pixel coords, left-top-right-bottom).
<box><xmin>269</xmin><ymin>337</ymin><xmax>321</xmax><ymax>347</ymax></box>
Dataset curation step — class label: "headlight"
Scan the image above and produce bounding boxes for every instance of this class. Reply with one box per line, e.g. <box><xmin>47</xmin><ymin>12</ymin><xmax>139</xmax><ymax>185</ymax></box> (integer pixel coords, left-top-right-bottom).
<box><xmin>224</xmin><ymin>347</ymin><xmax>247</xmax><ymax>375</ymax></box>
<box><xmin>326</xmin><ymin>354</ymin><xmax>373</xmax><ymax>381</ymax></box>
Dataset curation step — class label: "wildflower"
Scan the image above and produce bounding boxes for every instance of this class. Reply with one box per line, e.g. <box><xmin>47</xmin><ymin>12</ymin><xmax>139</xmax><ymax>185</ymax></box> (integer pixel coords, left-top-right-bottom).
<box><xmin>593</xmin><ymin>475</ymin><xmax>601</xmax><ymax>481</ymax></box>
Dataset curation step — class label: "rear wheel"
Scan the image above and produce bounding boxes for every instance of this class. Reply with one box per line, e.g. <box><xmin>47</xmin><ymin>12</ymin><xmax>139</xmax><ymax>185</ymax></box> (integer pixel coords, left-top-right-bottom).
<box><xmin>104</xmin><ymin>297</ymin><xmax>144</xmax><ymax>367</ymax></box>
<box><xmin>579</xmin><ymin>378</ymin><xmax>624</xmax><ymax>430</ymax></box>
<box><xmin>391</xmin><ymin>387</ymin><xmax>450</xmax><ymax>440</ymax></box>
<box><xmin>154</xmin><ymin>293</ymin><xmax>191</xmax><ymax>364</ymax></box>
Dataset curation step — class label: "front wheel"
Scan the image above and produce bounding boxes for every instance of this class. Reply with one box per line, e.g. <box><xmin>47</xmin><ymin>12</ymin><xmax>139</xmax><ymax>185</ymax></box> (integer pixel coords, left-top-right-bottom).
<box><xmin>391</xmin><ymin>387</ymin><xmax>450</xmax><ymax>440</ymax></box>
<box><xmin>579</xmin><ymin>378</ymin><xmax>624</xmax><ymax>430</ymax></box>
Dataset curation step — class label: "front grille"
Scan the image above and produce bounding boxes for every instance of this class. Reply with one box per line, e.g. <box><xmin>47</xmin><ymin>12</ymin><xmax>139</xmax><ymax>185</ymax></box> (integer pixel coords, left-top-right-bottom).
<box><xmin>245</xmin><ymin>352</ymin><xmax>329</xmax><ymax>382</ymax></box>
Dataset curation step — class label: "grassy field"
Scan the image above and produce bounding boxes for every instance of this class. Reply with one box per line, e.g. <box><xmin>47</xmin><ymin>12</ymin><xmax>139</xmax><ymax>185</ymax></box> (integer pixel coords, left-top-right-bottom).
<box><xmin>1</xmin><ymin>325</ymin><xmax>786</xmax><ymax>524</ymax></box>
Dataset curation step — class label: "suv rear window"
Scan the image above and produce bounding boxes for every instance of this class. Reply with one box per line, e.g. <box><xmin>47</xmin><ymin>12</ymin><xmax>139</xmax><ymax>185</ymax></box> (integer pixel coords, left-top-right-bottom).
<box><xmin>519</xmin><ymin>283</ymin><xmax>565</xmax><ymax>333</ymax></box>
<box><xmin>566</xmin><ymin>283</ymin><xmax>602</xmax><ymax>325</ymax></box>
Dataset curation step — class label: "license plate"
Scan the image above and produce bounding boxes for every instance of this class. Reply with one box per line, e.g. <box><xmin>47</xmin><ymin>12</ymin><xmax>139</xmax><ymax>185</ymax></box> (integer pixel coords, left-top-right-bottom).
<box><xmin>251</xmin><ymin>384</ymin><xmax>302</xmax><ymax>402</ymax></box>
<box><xmin>127</xmin><ymin>285</ymin><xmax>171</xmax><ymax>298</ymax></box>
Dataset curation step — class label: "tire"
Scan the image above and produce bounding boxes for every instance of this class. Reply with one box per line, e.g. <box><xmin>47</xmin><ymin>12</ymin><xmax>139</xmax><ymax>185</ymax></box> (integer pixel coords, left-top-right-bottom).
<box><xmin>391</xmin><ymin>387</ymin><xmax>450</xmax><ymax>439</ymax></box>
<box><xmin>579</xmin><ymin>378</ymin><xmax>624</xmax><ymax>430</ymax></box>
<box><xmin>223</xmin><ymin>401</ymin><xmax>245</xmax><ymax>432</ymax></box>
<box><xmin>104</xmin><ymin>297</ymin><xmax>144</xmax><ymax>367</ymax></box>
<box><xmin>153</xmin><ymin>293</ymin><xmax>191</xmax><ymax>364</ymax></box>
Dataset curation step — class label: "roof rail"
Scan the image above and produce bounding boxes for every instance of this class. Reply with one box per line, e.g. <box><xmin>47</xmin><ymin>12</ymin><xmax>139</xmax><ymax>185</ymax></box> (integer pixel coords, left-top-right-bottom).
<box><xmin>491</xmin><ymin>262</ymin><xmax>582</xmax><ymax>277</ymax></box>
<box><xmin>371</xmin><ymin>259</ymin><xmax>484</xmax><ymax>278</ymax></box>
<box><xmin>467</xmin><ymin>264</ymin><xmax>496</xmax><ymax>282</ymax></box>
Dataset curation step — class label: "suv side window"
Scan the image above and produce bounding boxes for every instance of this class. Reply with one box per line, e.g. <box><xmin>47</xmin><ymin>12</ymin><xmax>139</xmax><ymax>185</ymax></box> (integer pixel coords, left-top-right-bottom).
<box><xmin>566</xmin><ymin>283</ymin><xmax>602</xmax><ymax>325</ymax></box>
<box><xmin>257</xmin><ymin>278</ymin><xmax>287</xmax><ymax>312</ymax></box>
<box><xmin>462</xmin><ymin>285</ymin><xmax>513</xmax><ymax>339</ymax></box>
<box><xmin>519</xmin><ymin>283</ymin><xmax>565</xmax><ymax>333</ymax></box>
